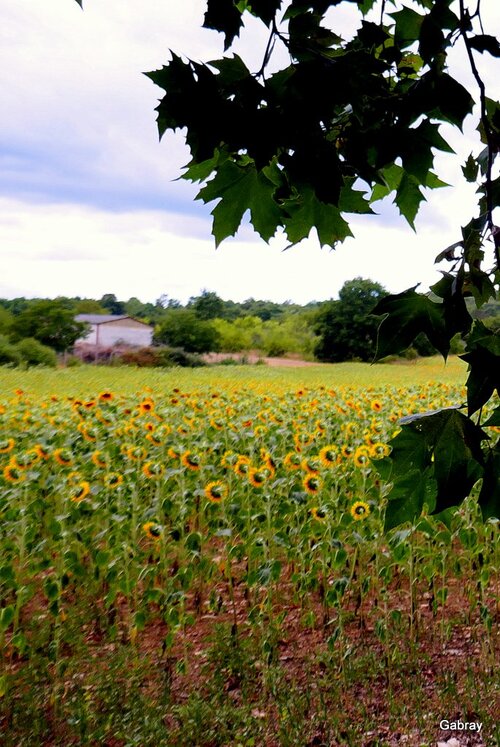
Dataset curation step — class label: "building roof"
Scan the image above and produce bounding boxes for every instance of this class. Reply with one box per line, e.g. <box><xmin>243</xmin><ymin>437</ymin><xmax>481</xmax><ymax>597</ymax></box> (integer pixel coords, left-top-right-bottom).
<box><xmin>75</xmin><ymin>314</ymin><xmax>152</xmax><ymax>328</ymax></box>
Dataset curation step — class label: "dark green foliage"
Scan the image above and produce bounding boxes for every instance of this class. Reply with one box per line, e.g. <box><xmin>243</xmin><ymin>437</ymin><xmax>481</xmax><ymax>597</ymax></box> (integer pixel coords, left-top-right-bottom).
<box><xmin>190</xmin><ymin>290</ymin><xmax>225</xmax><ymax>320</ymax></box>
<box><xmin>378</xmin><ymin>409</ymin><xmax>487</xmax><ymax>528</ymax></box>
<box><xmin>154</xmin><ymin>309</ymin><xmax>220</xmax><ymax>353</ymax></box>
<box><xmin>0</xmin><ymin>336</ymin><xmax>21</xmax><ymax>366</ymax></box>
<box><xmin>314</xmin><ymin>278</ymin><xmax>387</xmax><ymax>362</ymax></box>
<box><xmin>15</xmin><ymin>338</ymin><xmax>57</xmax><ymax>368</ymax></box>
<box><xmin>99</xmin><ymin>294</ymin><xmax>125</xmax><ymax>316</ymax></box>
<box><xmin>117</xmin><ymin>346</ymin><xmax>204</xmax><ymax>368</ymax></box>
<box><xmin>10</xmin><ymin>300</ymin><xmax>87</xmax><ymax>353</ymax></box>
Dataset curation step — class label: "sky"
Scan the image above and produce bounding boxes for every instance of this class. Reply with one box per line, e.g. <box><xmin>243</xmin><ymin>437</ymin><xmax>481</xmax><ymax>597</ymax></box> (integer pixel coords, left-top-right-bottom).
<box><xmin>0</xmin><ymin>0</ymin><xmax>498</xmax><ymax>305</ymax></box>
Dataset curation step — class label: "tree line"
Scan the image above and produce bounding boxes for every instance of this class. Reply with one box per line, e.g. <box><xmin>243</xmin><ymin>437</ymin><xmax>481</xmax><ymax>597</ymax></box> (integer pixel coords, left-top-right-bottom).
<box><xmin>1</xmin><ymin>279</ymin><xmax>496</xmax><ymax>366</ymax></box>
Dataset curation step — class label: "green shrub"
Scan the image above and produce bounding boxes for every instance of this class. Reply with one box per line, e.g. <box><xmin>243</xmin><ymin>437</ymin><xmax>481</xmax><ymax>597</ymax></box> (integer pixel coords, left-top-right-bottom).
<box><xmin>15</xmin><ymin>338</ymin><xmax>57</xmax><ymax>367</ymax></box>
<box><xmin>117</xmin><ymin>346</ymin><xmax>204</xmax><ymax>368</ymax></box>
<box><xmin>0</xmin><ymin>335</ymin><xmax>22</xmax><ymax>366</ymax></box>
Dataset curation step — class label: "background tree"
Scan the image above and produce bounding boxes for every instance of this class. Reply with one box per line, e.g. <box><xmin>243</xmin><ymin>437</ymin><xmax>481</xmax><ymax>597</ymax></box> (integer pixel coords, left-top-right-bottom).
<box><xmin>154</xmin><ymin>308</ymin><xmax>220</xmax><ymax>353</ymax></box>
<box><xmin>10</xmin><ymin>300</ymin><xmax>87</xmax><ymax>353</ymax></box>
<box><xmin>189</xmin><ymin>290</ymin><xmax>225</xmax><ymax>320</ymax></box>
<box><xmin>99</xmin><ymin>293</ymin><xmax>125</xmax><ymax>316</ymax></box>
<box><xmin>315</xmin><ymin>278</ymin><xmax>387</xmax><ymax>362</ymax></box>
<box><xmin>73</xmin><ymin>299</ymin><xmax>107</xmax><ymax>315</ymax></box>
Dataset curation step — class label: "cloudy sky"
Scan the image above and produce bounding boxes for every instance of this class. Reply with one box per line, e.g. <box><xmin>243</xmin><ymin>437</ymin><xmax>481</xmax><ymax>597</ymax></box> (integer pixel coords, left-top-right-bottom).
<box><xmin>1</xmin><ymin>0</ymin><xmax>498</xmax><ymax>304</ymax></box>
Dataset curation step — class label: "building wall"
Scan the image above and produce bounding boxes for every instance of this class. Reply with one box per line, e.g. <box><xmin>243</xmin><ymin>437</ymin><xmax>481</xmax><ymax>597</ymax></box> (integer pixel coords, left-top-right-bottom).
<box><xmin>79</xmin><ymin>322</ymin><xmax>153</xmax><ymax>347</ymax></box>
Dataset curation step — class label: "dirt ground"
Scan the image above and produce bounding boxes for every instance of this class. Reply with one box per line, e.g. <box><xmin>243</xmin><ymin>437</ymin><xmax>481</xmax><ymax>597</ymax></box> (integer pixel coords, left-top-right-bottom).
<box><xmin>203</xmin><ymin>352</ymin><xmax>322</xmax><ymax>366</ymax></box>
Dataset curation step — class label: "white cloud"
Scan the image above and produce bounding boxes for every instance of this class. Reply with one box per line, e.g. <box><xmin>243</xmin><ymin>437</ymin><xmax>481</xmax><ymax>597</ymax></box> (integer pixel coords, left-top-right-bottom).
<box><xmin>0</xmin><ymin>0</ymin><xmax>498</xmax><ymax>303</ymax></box>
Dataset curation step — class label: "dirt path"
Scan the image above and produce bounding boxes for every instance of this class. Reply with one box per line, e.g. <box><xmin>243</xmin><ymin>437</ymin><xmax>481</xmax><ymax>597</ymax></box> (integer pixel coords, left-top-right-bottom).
<box><xmin>203</xmin><ymin>352</ymin><xmax>322</xmax><ymax>367</ymax></box>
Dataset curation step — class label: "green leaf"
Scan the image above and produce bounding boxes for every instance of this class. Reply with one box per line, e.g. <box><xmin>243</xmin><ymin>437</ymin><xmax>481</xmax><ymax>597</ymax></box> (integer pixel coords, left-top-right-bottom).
<box><xmin>283</xmin><ymin>187</ymin><xmax>353</xmax><ymax>248</ymax></box>
<box><xmin>197</xmin><ymin>160</ymin><xmax>282</xmax><ymax>245</ymax></box>
<box><xmin>380</xmin><ymin>409</ymin><xmax>487</xmax><ymax>526</ymax></box>
<box><xmin>461</xmin><ymin>321</ymin><xmax>500</xmax><ymax>414</ymax></box>
<box><xmin>419</xmin><ymin>14</ymin><xmax>444</xmax><ymax>64</ymax></box>
<box><xmin>244</xmin><ymin>0</ymin><xmax>283</xmax><ymax>26</ymax></box>
<box><xmin>338</xmin><ymin>179</ymin><xmax>374</xmax><ymax>214</ymax></box>
<box><xmin>203</xmin><ymin>0</ymin><xmax>244</xmax><ymax>50</ymax></box>
<box><xmin>390</xmin><ymin>7</ymin><xmax>424</xmax><ymax>49</ymax></box>
<box><xmin>469</xmin><ymin>34</ymin><xmax>500</xmax><ymax>57</ymax></box>
<box><xmin>370</xmin><ymin>164</ymin><xmax>404</xmax><ymax>203</ymax></box>
<box><xmin>208</xmin><ymin>54</ymin><xmax>251</xmax><ymax>83</ymax></box>
<box><xmin>462</xmin><ymin>153</ymin><xmax>479</xmax><ymax>182</ymax></box>
<box><xmin>43</xmin><ymin>578</ymin><xmax>60</xmax><ymax>602</ymax></box>
<box><xmin>182</xmin><ymin>153</ymin><xmax>220</xmax><ymax>183</ymax></box>
<box><xmin>465</xmin><ymin>269</ymin><xmax>496</xmax><ymax>308</ymax></box>
<box><xmin>0</xmin><ymin>606</ymin><xmax>14</xmax><ymax>632</ymax></box>
<box><xmin>434</xmin><ymin>73</ymin><xmax>474</xmax><ymax>129</ymax></box>
<box><xmin>482</xmin><ymin>407</ymin><xmax>500</xmax><ymax>427</ymax></box>
<box><xmin>478</xmin><ymin>448</ymin><xmax>500</xmax><ymax>520</ymax></box>
<box><xmin>384</xmin><ymin>468</ymin><xmax>434</xmax><ymax>531</ymax></box>
<box><xmin>373</xmin><ymin>288</ymin><xmax>449</xmax><ymax>359</ymax></box>
<box><xmin>395</xmin><ymin>172</ymin><xmax>425</xmax><ymax>229</ymax></box>
<box><xmin>431</xmin><ymin>410</ymin><xmax>485</xmax><ymax>512</ymax></box>
<box><xmin>357</xmin><ymin>0</ymin><xmax>377</xmax><ymax>15</ymax></box>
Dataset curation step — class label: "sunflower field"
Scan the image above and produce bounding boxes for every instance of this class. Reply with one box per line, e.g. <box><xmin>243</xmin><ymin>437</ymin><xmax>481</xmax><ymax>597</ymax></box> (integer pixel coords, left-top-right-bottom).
<box><xmin>0</xmin><ymin>362</ymin><xmax>498</xmax><ymax>746</ymax></box>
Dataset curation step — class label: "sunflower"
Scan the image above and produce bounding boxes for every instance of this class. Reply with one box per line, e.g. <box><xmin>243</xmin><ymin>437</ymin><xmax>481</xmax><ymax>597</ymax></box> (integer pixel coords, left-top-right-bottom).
<box><xmin>34</xmin><ymin>443</ymin><xmax>50</xmax><ymax>460</ymax></box>
<box><xmin>301</xmin><ymin>457</ymin><xmax>320</xmax><ymax>475</ymax></box>
<box><xmin>139</xmin><ymin>398</ymin><xmax>155</xmax><ymax>414</ymax></box>
<box><xmin>146</xmin><ymin>431</ymin><xmax>163</xmax><ymax>446</ymax></box>
<box><xmin>340</xmin><ymin>445</ymin><xmax>353</xmax><ymax>459</ymax></box>
<box><xmin>344</xmin><ymin>422</ymin><xmax>357</xmax><ymax>436</ymax></box>
<box><xmin>53</xmin><ymin>448</ymin><xmax>73</xmax><ymax>467</ymax></box>
<box><xmin>204</xmin><ymin>481</ymin><xmax>228</xmax><ymax>503</ymax></box>
<box><xmin>99</xmin><ymin>391</ymin><xmax>114</xmax><ymax>402</ymax></box>
<box><xmin>248</xmin><ymin>468</ymin><xmax>267</xmax><ymax>488</ymax></box>
<box><xmin>16</xmin><ymin>450</ymin><xmax>40</xmax><ymax>469</ymax></box>
<box><xmin>126</xmin><ymin>445</ymin><xmax>147</xmax><ymax>462</ymax></box>
<box><xmin>105</xmin><ymin>472</ymin><xmax>124</xmax><ymax>489</ymax></box>
<box><xmin>350</xmin><ymin>501</ymin><xmax>370</xmax><ymax>520</ymax></box>
<box><xmin>168</xmin><ymin>446</ymin><xmax>181</xmax><ymax>460</ymax></box>
<box><xmin>254</xmin><ymin>425</ymin><xmax>267</xmax><ymax>437</ymax></box>
<box><xmin>67</xmin><ymin>471</ymin><xmax>83</xmax><ymax>485</ymax></box>
<box><xmin>94</xmin><ymin>410</ymin><xmax>112</xmax><ymax>425</ymax></box>
<box><xmin>209</xmin><ymin>417</ymin><xmax>224</xmax><ymax>430</ymax></box>
<box><xmin>143</xmin><ymin>522</ymin><xmax>162</xmax><ymax>540</ymax></box>
<box><xmin>77</xmin><ymin>423</ymin><xmax>97</xmax><ymax>442</ymax></box>
<box><xmin>142</xmin><ymin>461</ymin><xmax>165</xmax><ymax>479</ymax></box>
<box><xmin>220</xmin><ymin>450</ymin><xmax>236</xmax><ymax>468</ymax></box>
<box><xmin>353</xmin><ymin>446</ymin><xmax>371</xmax><ymax>469</ymax></box>
<box><xmin>3</xmin><ymin>462</ymin><xmax>24</xmax><ymax>483</ymax></box>
<box><xmin>293</xmin><ymin>431</ymin><xmax>315</xmax><ymax>452</ymax></box>
<box><xmin>91</xmin><ymin>450</ymin><xmax>107</xmax><ymax>468</ymax></box>
<box><xmin>310</xmin><ymin>506</ymin><xmax>327</xmax><ymax>522</ymax></box>
<box><xmin>260</xmin><ymin>450</ymin><xmax>276</xmax><ymax>476</ymax></box>
<box><xmin>369</xmin><ymin>442</ymin><xmax>390</xmax><ymax>459</ymax></box>
<box><xmin>370</xmin><ymin>399</ymin><xmax>383</xmax><ymax>413</ymax></box>
<box><xmin>70</xmin><ymin>481</ymin><xmax>90</xmax><ymax>503</ymax></box>
<box><xmin>319</xmin><ymin>445</ymin><xmax>338</xmax><ymax>468</ymax></box>
<box><xmin>303</xmin><ymin>474</ymin><xmax>321</xmax><ymax>495</ymax></box>
<box><xmin>0</xmin><ymin>438</ymin><xmax>15</xmax><ymax>454</ymax></box>
<box><xmin>233</xmin><ymin>455</ymin><xmax>251</xmax><ymax>477</ymax></box>
<box><xmin>181</xmin><ymin>451</ymin><xmax>201</xmax><ymax>471</ymax></box>
<box><xmin>283</xmin><ymin>452</ymin><xmax>301</xmax><ymax>471</ymax></box>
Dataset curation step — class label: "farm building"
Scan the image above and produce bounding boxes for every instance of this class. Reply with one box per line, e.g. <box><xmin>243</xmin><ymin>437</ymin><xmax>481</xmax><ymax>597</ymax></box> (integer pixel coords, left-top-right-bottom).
<box><xmin>75</xmin><ymin>315</ymin><xmax>154</xmax><ymax>349</ymax></box>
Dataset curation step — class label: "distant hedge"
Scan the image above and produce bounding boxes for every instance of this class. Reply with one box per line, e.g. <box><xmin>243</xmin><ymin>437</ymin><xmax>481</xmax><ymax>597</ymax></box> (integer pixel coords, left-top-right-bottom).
<box><xmin>0</xmin><ymin>336</ymin><xmax>57</xmax><ymax>368</ymax></box>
